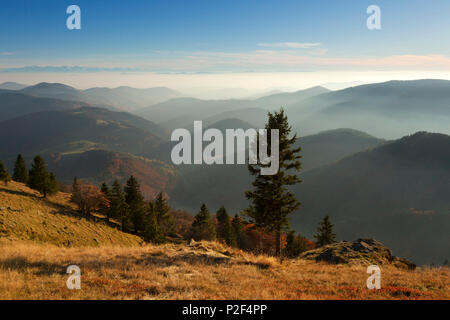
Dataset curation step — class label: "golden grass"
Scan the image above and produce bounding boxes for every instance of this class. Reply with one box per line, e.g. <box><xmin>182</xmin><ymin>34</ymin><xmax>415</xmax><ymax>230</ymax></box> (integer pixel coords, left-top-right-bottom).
<box><xmin>0</xmin><ymin>181</ymin><xmax>448</xmax><ymax>300</ymax></box>
<box><xmin>0</xmin><ymin>240</ymin><xmax>448</xmax><ymax>300</ymax></box>
<box><xmin>0</xmin><ymin>181</ymin><xmax>142</xmax><ymax>247</ymax></box>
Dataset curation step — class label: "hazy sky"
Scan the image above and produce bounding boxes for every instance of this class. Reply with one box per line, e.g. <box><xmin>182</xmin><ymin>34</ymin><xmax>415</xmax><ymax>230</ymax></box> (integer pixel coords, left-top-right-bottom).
<box><xmin>1</xmin><ymin>0</ymin><xmax>450</xmax><ymax>91</ymax></box>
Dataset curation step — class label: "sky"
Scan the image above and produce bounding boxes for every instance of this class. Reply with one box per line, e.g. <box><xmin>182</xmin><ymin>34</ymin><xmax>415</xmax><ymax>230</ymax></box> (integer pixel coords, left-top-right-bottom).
<box><xmin>1</xmin><ymin>0</ymin><xmax>450</xmax><ymax>93</ymax></box>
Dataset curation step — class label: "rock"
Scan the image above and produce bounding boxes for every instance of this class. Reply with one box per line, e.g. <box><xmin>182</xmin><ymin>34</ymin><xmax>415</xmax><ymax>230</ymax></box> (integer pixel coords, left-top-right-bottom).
<box><xmin>391</xmin><ymin>256</ymin><xmax>417</xmax><ymax>270</ymax></box>
<box><xmin>300</xmin><ymin>238</ymin><xmax>416</xmax><ymax>270</ymax></box>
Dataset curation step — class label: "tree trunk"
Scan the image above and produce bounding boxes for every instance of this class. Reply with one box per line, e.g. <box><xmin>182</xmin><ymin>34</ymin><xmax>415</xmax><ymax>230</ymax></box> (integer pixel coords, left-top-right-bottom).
<box><xmin>275</xmin><ymin>227</ymin><xmax>281</xmax><ymax>257</ymax></box>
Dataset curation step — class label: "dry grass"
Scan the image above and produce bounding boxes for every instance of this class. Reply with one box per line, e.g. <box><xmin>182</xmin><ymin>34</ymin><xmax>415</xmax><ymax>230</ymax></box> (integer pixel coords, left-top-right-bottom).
<box><xmin>0</xmin><ymin>181</ymin><xmax>448</xmax><ymax>300</ymax></box>
<box><xmin>0</xmin><ymin>240</ymin><xmax>448</xmax><ymax>300</ymax></box>
<box><xmin>0</xmin><ymin>181</ymin><xmax>142</xmax><ymax>247</ymax></box>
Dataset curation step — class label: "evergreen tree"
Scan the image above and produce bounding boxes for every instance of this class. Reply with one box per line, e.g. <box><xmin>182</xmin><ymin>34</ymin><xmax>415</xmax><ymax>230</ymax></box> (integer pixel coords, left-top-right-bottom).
<box><xmin>190</xmin><ymin>204</ymin><xmax>216</xmax><ymax>241</ymax></box>
<box><xmin>285</xmin><ymin>231</ymin><xmax>310</xmax><ymax>258</ymax></box>
<box><xmin>142</xmin><ymin>202</ymin><xmax>161</xmax><ymax>242</ymax></box>
<box><xmin>0</xmin><ymin>161</ymin><xmax>11</xmax><ymax>186</ymax></box>
<box><xmin>244</xmin><ymin>108</ymin><xmax>302</xmax><ymax>257</ymax></box>
<box><xmin>110</xmin><ymin>180</ymin><xmax>129</xmax><ymax>231</ymax></box>
<box><xmin>153</xmin><ymin>192</ymin><xmax>174</xmax><ymax>237</ymax></box>
<box><xmin>124</xmin><ymin>176</ymin><xmax>146</xmax><ymax>235</ymax></box>
<box><xmin>231</xmin><ymin>214</ymin><xmax>244</xmax><ymax>248</ymax></box>
<box><xmin>216</xmin><ymin>206</ymin><xmax>235</xmax><ymax>246</ymax></box>
<box><xmin>47</xmin><ymin>172</ymin><xmax>58</xmax><ymax>195</ymax></box>
<box><xmin>72</xmin><ymin>177</ymin><xmax>80</xmax><ymax>194</ymax></box>
<box><xmin>100</xmin><ymin>182</ymin><xmax>111</xmax><ymax>198</ymax></box>
<box><xmin>100</xmin><ymin>182</ymin><xmax>112</xmax><ymax>221</ymax></box>
<box><xmin>314</xmin><ymin>215</ymin><xmax>336</xmax><ymax>247</ymax></box>
<box><xmin>28</xmin><ymin>155</ymin><xmax>58</xmax><ymax>197</ymax></box>
<box><xmin>13</xmin><ymin>154</ymin><xmax>28</xmax><ymax>183</ymax></box>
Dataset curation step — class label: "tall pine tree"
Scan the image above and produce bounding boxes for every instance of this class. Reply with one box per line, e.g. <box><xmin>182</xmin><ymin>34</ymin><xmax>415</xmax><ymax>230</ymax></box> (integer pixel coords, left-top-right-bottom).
<box><xmin>153</xmin><ymin>192</ymin><xmax>174</xmax><ymax>238</ymax></box>
<box><xmin>244</xmin><ymin>108</ymin><xmax>302</xmax><ymax>257</ymax></box>
<box><xmin>216</xmin><ymin>206</ymin><xmax>235</xmax><ymax>246</ymax></box>
<box><xmin>314</xmin><ymin>215</ymin><xmax>336</xmax><ymax>247</ymax></box>
<box><xmin>28</xmin><ymin>155</ymin><xmax>58</xmax><ymax>197</ymax></box>
<box><xmin>142</xmin><ymin>201</ymin><xmax>161</xmax><ymax>242</ymax></box>
<box><xmin>0</xmin><ymin>161</ymin><xmax>11</xmax><ymax>186</ymax></box>
<box><xmin>231</xmin><ymin>214</ymin><xmax>244</xmax><ymax>248</ymax></box>
<box><xmin>13</xmin><ymin>154</ymin><xmax>28</xmax><ymax>183</ymax></box>
<box><xmin>110</xmin><ymin>180</ymin><xmax>129</xmax><ymax>231</ymax></box>
<box><xmin>124</xmin><ymin>176</ymin><xmax>146</xmax><ymax>235</ymax></box>
<box><xmin>190</xmin><ymin>204</ymin><xmax>216</xmax><ymax>241</ymax></box>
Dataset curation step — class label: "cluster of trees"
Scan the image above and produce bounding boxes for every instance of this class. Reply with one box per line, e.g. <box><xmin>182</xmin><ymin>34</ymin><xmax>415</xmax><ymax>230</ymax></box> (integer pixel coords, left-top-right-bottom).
<box><xmin>189</xmin><ymin>204</ymin><xmax>244</xmax><ymax>248</ymax></box>
<box><xmin>71</xmin><ymin>176</ymin><xmax>174</xmax><ymax>242</ymax></box>
<box><xmin>0</xmin><ymin>154</ymin><xmax>58</xmax><ymax>197</ymax></box>
<box><xmin>186</xmin><ymin>202</ymin><xmax>316</xmax><ymax>257</ymax></box>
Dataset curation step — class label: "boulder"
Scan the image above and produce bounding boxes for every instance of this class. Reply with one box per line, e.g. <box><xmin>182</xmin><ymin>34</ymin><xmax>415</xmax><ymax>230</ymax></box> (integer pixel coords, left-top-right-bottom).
<box><xmin>300</xmin><ymin>238</ymin><xmax>416</xmax><ymax>270</ymax></box>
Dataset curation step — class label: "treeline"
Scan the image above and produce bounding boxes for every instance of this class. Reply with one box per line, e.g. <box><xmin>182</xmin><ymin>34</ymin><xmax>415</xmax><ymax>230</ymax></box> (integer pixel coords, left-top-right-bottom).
<box><xmin>71</xmin><ymin>176</ymin><xmax>174</xmax><ymax>243</ymax></box>
<box><xmin>0</xmin><ymin>154</ymin><xmax>58</xmax><ymax>197</ymax></box>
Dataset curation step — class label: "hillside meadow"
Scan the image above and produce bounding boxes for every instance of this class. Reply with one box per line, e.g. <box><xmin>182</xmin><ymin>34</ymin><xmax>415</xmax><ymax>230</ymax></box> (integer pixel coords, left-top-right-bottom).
<box><xmin>0</xmin><ymin>241</ymin><xmax>448</xmax><ymax>300</ymax></box>
<box><xmin>0</xmin><ymin>182</ymin><xmax>448</xmax><ymax>300</ymax></box>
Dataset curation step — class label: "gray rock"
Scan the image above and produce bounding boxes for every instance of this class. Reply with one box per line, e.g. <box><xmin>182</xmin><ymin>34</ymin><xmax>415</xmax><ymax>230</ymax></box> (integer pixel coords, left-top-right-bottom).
<box><xmin>300</xmin><ymin>238</ymin><xmax>416</xmax><ymax>270</ymax></box>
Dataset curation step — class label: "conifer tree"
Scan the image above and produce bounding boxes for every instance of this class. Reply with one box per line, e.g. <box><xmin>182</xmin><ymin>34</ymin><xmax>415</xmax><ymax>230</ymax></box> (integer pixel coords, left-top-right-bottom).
<box><xmin>216</xmin><ymin>206</ymin><xmax>235</xmax><ymax>246</ymax></box>
<box><xmin>244</xmin><ymin>108</ymin><xmax>302</xmax><ymax>257</ymax></box>
<box><xmin>153</xmin><ymin>192</ymin><xmax>174</xmax><ymax>237</ymax></box>
<box><xmin>142</xmin><ymin>202</ymin><xmax>161</xmax><ymax>242</ymax></box>
<box><xmin>124</xmin><ymin>176</ymin><xmax>146</xmax><ymax>235</ymax></box>
<box><xmin>13</xmin><ymin>154</ymin><xmax>28</xmax><ymax>183</ymax></box>
<box><xmin>285</xmin><ymin>231</ymin><xmax>309</xmax><ymax>258</ymax></box>
<box><xmin>190</xmin><ymin>204</ymin><xmax>216</xmax><ymax>241</ymax></box>
<box><xmin>28</xmin><ymin>155</ymin><xmax>58</xmax><ymax>197</ymax></box>
<box><xmin>110</xmin><ymin>180</ymin><xmax>129</xmax><ymax>231</ymax></box>
<box><xmin>0</xmin><ymin>161</ymin><xmax>11</xmax><ymax>186</ymax></box>
<box><xmin>47</xmin><ymin>172</ymin><xmax>58</xmax><ymax>195</ymax></box>
<box><xmin>231</xmin><ymin>214</ymin><xmax>244</xmax><ymax>248</ymax></box>
<box><xmin>100</xmin><ymin>182</ymin><xmax>112</xmax><ymax>221</ymax></box>
<box><xmin>314</xmin><ymin>215</ymin><xmax>336</xmax><ymax>247</ymax></box>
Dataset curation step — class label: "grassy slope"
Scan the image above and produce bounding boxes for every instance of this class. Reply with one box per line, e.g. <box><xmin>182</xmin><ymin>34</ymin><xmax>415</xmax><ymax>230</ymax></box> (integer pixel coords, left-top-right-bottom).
<box><xmin>0</xmin><ymin>241</ymin><xmax>448</xmax><ymax>299</ymax></box>
<box><xmin>0</xmin><ymin>182</ymin><xmax>448</xmax><ymax>300</ymax></box>
<box><xmin>0</xmin><ymin>181</ymin><xmax>142</xmax><ymax>247</ymax></box>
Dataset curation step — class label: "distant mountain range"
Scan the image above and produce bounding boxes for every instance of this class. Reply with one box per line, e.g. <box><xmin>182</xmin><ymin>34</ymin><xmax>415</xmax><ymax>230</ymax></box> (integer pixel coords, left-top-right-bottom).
<box><xmin>285</xmin><ymin>79</ymin><xmax>450</xmax><ymax>138</ymax></box>
<box><xmin>4</xmin><ymin>82</ymin><xmax>184</xmax><ymax>112</ymax></box>
<box><xmin>136</xmin><ymin>86</ymin><xmax>330</xmax><ymax>130</ymax></box>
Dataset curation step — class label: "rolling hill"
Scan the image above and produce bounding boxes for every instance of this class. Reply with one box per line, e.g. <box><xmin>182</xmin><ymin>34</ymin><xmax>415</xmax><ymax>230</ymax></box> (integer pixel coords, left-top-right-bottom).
<box><xmin>0</xmin><ymin>91</ymin><xmax>86</xmax><ymax>122</ymax></box>
<box><xmin>0</xmin><ymin>181</ymin><xmax>142</xmax><ymax>246</ymax></box>
<box><xmin>291</xmin><ymin>131</ymin><xmax>450</xmax><ymax>265</ymax></box>
<box><xmin>0</xmin><ymin>82</ymin><xmax>28</xmax><ymax>90</ymax></box>
<box><xmin>47</xmin><ymin>149</ymin><xmax>176</xmax><ymax>199</ymax></box>
<box><xmin>136</xmin><ymin>86</ymin><xmax>330</xmax><ymax>130</ymax></box>
<box><xmin>169</xmin><ymin>128</ymin><xmax>385</xmax><ymax>212</ymax></box>
<box><xmin>0</xmin><ymin>107</ymin><xmax>165</xmax><ymax>161</ymax></box>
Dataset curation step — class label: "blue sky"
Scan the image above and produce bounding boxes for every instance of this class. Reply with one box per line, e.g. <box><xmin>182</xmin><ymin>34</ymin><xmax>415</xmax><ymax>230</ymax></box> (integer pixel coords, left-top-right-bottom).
<box><xmin>1</xmin><ymin>0</ymin><xmax>450</xmax><ymax>89</ymax></box>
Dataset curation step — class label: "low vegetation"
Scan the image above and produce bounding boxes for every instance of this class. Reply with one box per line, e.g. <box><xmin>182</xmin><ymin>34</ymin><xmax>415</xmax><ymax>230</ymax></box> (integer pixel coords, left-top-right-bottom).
<box><xmin>0</xmin><ymin>181</ymin><xmax>142</xmax><ymax>247</ymax></box>
<box><xmin>0</xmin><ymin>240</ymin><xmax>448</xmax><ymax>300</ymax></box>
